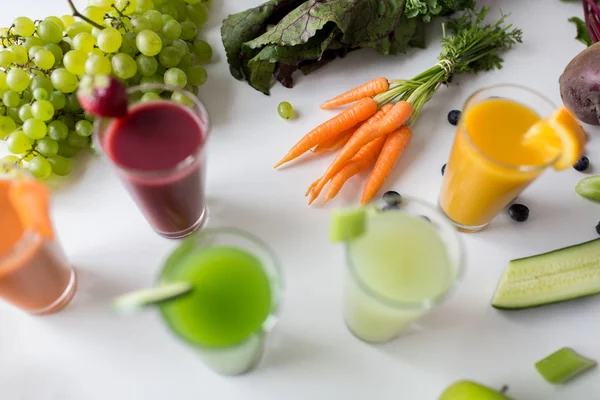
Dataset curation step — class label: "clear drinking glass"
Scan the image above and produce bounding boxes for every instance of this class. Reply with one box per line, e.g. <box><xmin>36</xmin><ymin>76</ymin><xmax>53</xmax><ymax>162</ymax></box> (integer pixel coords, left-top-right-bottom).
<box><xmin>158</xmin><ymin>228</ymin><xmax>283</xmax><ymax>376</ymax></box>
<box><xmin>343</xmin><ymin>197</ymin><xmax>463</xmax><ymax>343</ymax></box>
<box><xmin>0</xmin><ymin>164</ymin><xmax>77</xmax><ymax>315</ymax></box>
<box><xmin>94</xmin><ymin>84</ymin><xmax>210</xmax><ymax>239</ymax></box>
<box><xmin>439</xmin><ymin>84</ymin><xmax>557</xmax><ymax>232</ymax></box>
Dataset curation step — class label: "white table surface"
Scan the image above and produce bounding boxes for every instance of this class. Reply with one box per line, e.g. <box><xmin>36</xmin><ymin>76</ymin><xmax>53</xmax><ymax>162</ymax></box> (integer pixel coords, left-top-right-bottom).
<box><xmin>2</xmin><ymin>0</ymin><xmax>600</xmax><ymax>399</ymax></box>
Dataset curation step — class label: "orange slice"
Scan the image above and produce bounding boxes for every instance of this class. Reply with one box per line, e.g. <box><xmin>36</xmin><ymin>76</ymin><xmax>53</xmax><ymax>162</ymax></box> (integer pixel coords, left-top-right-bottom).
<box><xmin>523</xmin><ymin>107</ymin><xmax>587</xmax><ymax>171</ymax></box>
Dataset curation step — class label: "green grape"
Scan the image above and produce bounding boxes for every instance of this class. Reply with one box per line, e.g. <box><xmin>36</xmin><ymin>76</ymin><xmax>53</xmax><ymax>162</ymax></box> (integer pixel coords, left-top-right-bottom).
<box><xmin>67</xmin><ymin>130</ymin><xmax>89</xmax><ymax>148</ymax></box>
<box><xmin>178</xmin><ymin>53</ymin><xmax>194</xmax><ymax>69</ymax></box>
<box><xmin>85</xmin><ymin>53</ymin><xmax>112</xmax><ymax>75</ymax></box>
<box><xmin>48</xmin><ymin>120</ymin><xmax>69</xmax><ymax>140</ymax></box>
<box><xmin>112</xmin><ymin>53</ymin><xmax>137</xmax><ymax>79</ymax></box>
<box><xmin>141</xmin><ymin>92</ymin><xmax>161</xmax><ymax>102</ymax></box>
<box><xmin>115</xmin><ymin>0</ymin><xmax>137</xmax><ymax>15</ymax></box>
<box><xmin>57</xmin><ymin>114</ymin><xmax>75</xmax><ymax>129</ymax></box>
<box><xmin>131</xmin><ymin>16</ymin><xmax>152</xmax><ymax>33</ymax></box>
<box><xmin>13</xmin><ymin>17</ymin><xmax>36</xmax><ymax>37</ymax></box>
<box><xmin>64</xmin><ymin>94</ymin><xmax>82</xmax><ymax>113</ymax></box>
<box><xmin>63</xmin><ymin>50</ymin><xmax>88</xmax><ymax>75</ymax></box>
<box><xmin>277</xmin><ymin>102</ymin><xmax>293</xmax><ymax>119</ymax></box>
<box><xmin>37</xmin><ymin>138</ymin><xmax>59</xmax><ymax>157</ymax></box>
<box><xmin>45</xmin><ymin>16</ymin><xmax>66</xmax><ymax>31</ymax></box>
<box><xmin>30</xmin><ymin>75</ymin><xmax>54</xmax><ymax>94</ymax></box>
<box><xmin>84</xmin><ymin>112</ymin><xmax>96</xmax><ymax>122</ymax></box>
<box><xmin>0</xmin><ymin>71</ymin><xmax>7</xmax><ymax>90</ymax></box>
<box><xmin>21</xmin><ymin>153</ymin><xmax>34</xmax><ymax>162</ymax></box>
<box><xmin>10</xmin><ymin>45</ymin><xmax>28</xmax><ymax>64</ymax></box>
<box><xmin>179</xmin><ymin>21</ymin><xmax>197</xmax><ymax>41</ymax></box>
<box><xmin>18</xmin><ymin>104</ymin><xmax>32</xmax><ymax>121</ymax></box>
<box><xmin>48</xmin><ymin>155</ymin><xmax>72</xmax><ymax>175</ymax></box>
<box><xmin>7</xmin><ymin>107</ymin><xmax>21</xmax><ymax>124</ymax></box>
<box><xmin>172</xmin><ymin>0</ymin><xmax>188</xmax><ymax>22</ymax></box>
<box><xmin>156</xmin><ymin>63</ymin><xmax>167</xmax><ymax>75</ymax></box>
<box><xmin>7</xmin><ymin>130</ymin><xmax>32</xmax><ymax>154</ymax></box>
<box><xmin>154</xmin><ymin>0</ymin><xmax>166</xmax><ymax>5</ymax></box>
<box><xmin>28</xmin><ymin>155</ymin><xmax>52</xmax><ymax>179</ymax></box>
<box><xmin>140</xmin><ymin>75</ymin><xmax>164</xmax><ymax>93</ymax></box>
<box><xmin>171</xmin><ymin>91</ymin><xmax>194</xmax><ymax>107</ymax></box>
<box><xmin>28</xmin><ymin>45</ymin><xmax>42</xmax><ymax>59</ymax></box>
<box><xmin>0</xmin><ymin>115</ymin><xmax>16</xmax><ymax>139</ymax></box>
<box><xmin>59</xmin><ymin>40</ymin><xmax>73</xmax><ymax>56</ymax></box>
<box><xmin>3</xmin><ymin>91</ymin><xmax>21</xmax><ymax>108</ymax></box>
<box><xmin>0</xmin><ymin>50</ymin><xmax>16</xmax><ymax>67</ymax></box>
<box><xmin>66</xmin><ymin>21</ymin><xmax>93</xmax><ymax>39</ymax></box>
<box><xmin>91</xmin><ymin>27</ymin><xmax>102</xmax><ymax>38</ymax></box>
<box><xmin>73</xmin><ymin>32</ymin><xmax>96</xmax><ymax>53</ymax></box>
<box><xmin>144</xmin><ymin>10</ymin><xmax>163</xmax><ymax>31</ymax></box>
<box><xmin>161</xmin><ymin>14</ymin><xmax>174</xmax><ymax>25</ymax></box>
<box><xmin>136</xmin><ymin>30</ymin><xmax>162</xmax><ymax>56</ymax></box>
<box><xmin>158</xmin><ymin>3</ymin><xmax>178</xmax><ymax>19</ymax></box>
<box><xmin>37</xmin><ymin>20</ymin><xmax>63</xmax><ymax>45</ymax></box>
<box><xmin>75</xmin><ymin>120</ymin><xmax>93</xmax><ymax>137</ymax></box>
<box><xmin>20</xmin><ymin>89</ymin><xmax>32</xmax><ymax>104</ymax></box>
<box><xmin>58</xmin><ymin>141</ymin><xmax>78</xmax><ymax>158</ymax></box>
<box><xmin>164</xmin><ymin>68</ymin><xmax>187</xmax><ymax>88</ymax></box>
<box><xmin>185</xmin><ymin>65</ymin><xmax>207</xmax><ymax>86</ymax></box>
<box><xmin>61</xmin><ymin>15</ymin><xmax>76</xmax><ymax>27</ymax></box>
<box><xmin>162</xmin><ymin>20</ymin><xmax>182</xmax><ymax>40</ymax></box>
<box><xmin>51</xmin><ymin>68</ymin><xmax>79</xmax><ymax>93</ymax></box>
<box><xmin>49</xmin><ymin>91</ymin><xmax>67</xmax><ymax>110</ymax></box>
<box><xmin>0</xmin><ymin>155</ymin><xmax>20</xmax><ymax>165</ymax></box>
<box><xmin>97</xmin><ymin>27</ymin><xmax>122</xmax><ymax>53</ymax></box>
<box><xmin>33</xmin><ymin>49</ymin><xmax>55</xmax><ymax>70</ymax></box>
<box><xmin>184</xmin><ymin>0</ymin><xmax>201</xmax><ymax>3</ymax></box>
<box><xmin>31</xmin><ymin>100</ymin><xmax>54</xmax><ymax>121</ymax></box>
<box><xmin>136</xmin><ymin>54</ymin><xmax>158</xmax><ymax>76</ymax></box>
<box><xmin>136</xmin><ymin>0</ymin><xmax>154</xmax><ymax>13</ymax></box>
<box><xmin>187</xmin><ymin>3</ymin><xmax>208</xmax><ymax>26</ymax></box>
<box><xmin>42</xmin><ymin>44</ymin><xmax>63</xmax><ymax>63</ymax></box>
<box><xmin>157</xmin><ymin>33</ymin><xmax>170</xmax><ymax>48</ymax></box>
<box><xmin>170</xmin><ymin>39</ymin><xmax>188</xmax><ymax>57</ymax></box>
<box><xmin>6</xmin><ymin>68</ymin><xmax>30</xmax><ymax>92</ymax></box>
<box><xmin>89</xmin><ymin>0</ymin><xmax>113</xmax><ymax>9</ymax></box>
<box><xmin>23</xmin><ymin>118</ymin><xmax>47</xmax><ymax>139</ymax></box>
<box><xmin>23</xmin><ymin>36</ymin><xmax>44</xmax><ymax>51</ymax></box>
<box><xmin>158</xmin><ymin>46</ymin><xmax>180</xmax><ymax>68</ymax></box>
<box><xmin>0</xmin><ymin>106</ymin><xmax>5</xmax><ymax>116</ymax></box>
<box><xmin>83</xmin><ymin>6</ymin><xmax>106</xmax><ymax>25</ymax></box>
<box><xmin>89</xmin><ymin>48</ymin><xmax>104</xmax><ymax>56</ymax></box>
<box><xmin>33</xmin><ymin>88</ymin><xmax>49</xmax><ymax>101</ymax></box>
<box><xmin>192</xmin><ymin>40</ymin><xmax>212</xmax><ymax>63</ymax></box>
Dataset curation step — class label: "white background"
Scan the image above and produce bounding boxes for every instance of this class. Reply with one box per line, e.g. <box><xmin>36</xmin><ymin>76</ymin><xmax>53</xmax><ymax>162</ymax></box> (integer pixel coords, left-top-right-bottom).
<box><xmin>1</xmin><ymin>0</ymin><xmax>600</xmax><ymax>399</ymax></box>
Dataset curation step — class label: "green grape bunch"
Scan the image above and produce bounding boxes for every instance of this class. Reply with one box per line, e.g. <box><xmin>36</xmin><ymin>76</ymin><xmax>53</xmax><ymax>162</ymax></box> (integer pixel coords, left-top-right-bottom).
<box><xmin>0</xmin><ymin>0</ymin><xmax>212</xmax><ymax>179</ymax></box>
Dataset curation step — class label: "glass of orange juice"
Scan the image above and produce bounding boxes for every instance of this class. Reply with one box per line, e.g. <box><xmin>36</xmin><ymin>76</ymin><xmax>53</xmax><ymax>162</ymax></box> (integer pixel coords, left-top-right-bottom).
<box><xmin>0</xmin><ymin>164</ymin><xmax>77</xmax><ymax>314</ymax></box>
<box><xmin>439</xmin><ymin>84</ymin><xmax>583</xmax><ymax>232</ymax></box>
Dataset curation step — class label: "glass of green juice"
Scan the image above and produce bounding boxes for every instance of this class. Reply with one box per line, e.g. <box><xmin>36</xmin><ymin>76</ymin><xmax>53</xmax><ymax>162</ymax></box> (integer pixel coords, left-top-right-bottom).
<box><xmin>343</xmin><ymin>196</ymin><xmax>464</xmax><ymax>343</ymax></box>
<box><xmin>158</xmin><ymin>228</ymin><xmax>282</xmax><ymax>375</ymax></box>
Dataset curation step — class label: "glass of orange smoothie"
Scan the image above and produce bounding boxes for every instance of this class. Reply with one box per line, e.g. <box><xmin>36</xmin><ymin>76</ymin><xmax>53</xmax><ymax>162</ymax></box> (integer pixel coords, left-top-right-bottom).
<box><xmin>439</xmin><ymin>84</ymin><xmax>585</xmax><ymax>232</ymax></box>
<box><xmin>0</xmin><ymin>165</ymin><xmax>77</xmax><ymax>314</ymax></box>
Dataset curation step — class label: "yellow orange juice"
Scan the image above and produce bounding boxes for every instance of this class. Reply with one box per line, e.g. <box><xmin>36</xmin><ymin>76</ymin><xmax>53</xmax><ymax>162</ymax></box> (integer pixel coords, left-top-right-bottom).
<box><xmin>440</xmin><ymin>86</ymin><xmax>558</xmax><ymax>231</ymax></box>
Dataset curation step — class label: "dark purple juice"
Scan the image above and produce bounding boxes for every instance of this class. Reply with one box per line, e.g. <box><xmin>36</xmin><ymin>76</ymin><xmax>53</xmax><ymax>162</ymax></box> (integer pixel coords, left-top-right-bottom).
<box><xmin>103</xmin><ymin>101</ymin><xmax>208</xmax><ymax>238</ymax></box>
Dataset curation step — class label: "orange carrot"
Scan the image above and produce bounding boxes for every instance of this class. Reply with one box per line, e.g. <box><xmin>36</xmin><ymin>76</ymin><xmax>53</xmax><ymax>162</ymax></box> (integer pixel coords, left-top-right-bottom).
<box><xmin>307</xmin><ymin>104</ymin><xmax>393</xmax><ymax>203</ymax></box>
<box><xmin>361</xmin><ymin>126</ymin><xmax>412</xmax><ymax>205</ymax></box>
<box><xmin>324</xmin><ymin>135</ymin><xmax>387</xmax><ymax>202</ymax></box>
<box><xmin>320</xmin><ymin>78</ymin><xmax>389</xmax><ymax>109</ymax></box>
<box><xmin>274</xmin><ymin>98</ymin><xmax>378</xmax><ymax>168</ymax></box>
<box><xmin>308</xmin><ymin>102</ymin><xmax>412</xmax><ymax>204</ymax></box>
<box><xmin>305</xmin><ymin>177</ymin><xmax>320</xmax><ymax>196</ymax></box>
<box><xmin>312</xmin><ymin>128</ymin><xmax>354</xmax><ymax>153</ymax></box>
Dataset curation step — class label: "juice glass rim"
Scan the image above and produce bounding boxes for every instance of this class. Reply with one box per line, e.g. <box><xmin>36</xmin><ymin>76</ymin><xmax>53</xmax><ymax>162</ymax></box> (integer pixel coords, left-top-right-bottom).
<box><xmin>157</xmin><ymin>227</ymin><xmax>284</xmax><ymax>350</ymax></box>
<box><xmin>460</xmin><ymin>83</ymin><xmax>560</xmax><ymax>173</ymax></box>
<box><xmin>344</xmin><ymin>196</ymin><xmax>465</xmax><ymax>311</ymax></box>
<box><xmin>93</xmin><ymin>83</ymin><xmax>210</xmax><ymax>178</ymax></box>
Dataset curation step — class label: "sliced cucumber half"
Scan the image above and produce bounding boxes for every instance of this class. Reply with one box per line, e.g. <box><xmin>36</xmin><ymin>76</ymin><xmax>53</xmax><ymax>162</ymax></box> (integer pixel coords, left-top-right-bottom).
<box><xmin>535</xmin><ymin>347</ymin><xmax>597</xmax><ymax>384</ymax></box>
<box><xmin>492</xmin><ymin>238</ymin><xmax>600</xmax><ymax>309</ymax></box>
<box><xmin>112</xmin><ymin>282</ymin><xmax>193</xmax><ymax>314</ymax></box>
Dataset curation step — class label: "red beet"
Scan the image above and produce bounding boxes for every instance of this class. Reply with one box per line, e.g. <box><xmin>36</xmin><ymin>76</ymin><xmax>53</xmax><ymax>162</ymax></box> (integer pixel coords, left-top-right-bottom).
<box><xmin>77</xmin><ymin>75</ymin><xmax>128</xmax><ymax>118</ymax></box>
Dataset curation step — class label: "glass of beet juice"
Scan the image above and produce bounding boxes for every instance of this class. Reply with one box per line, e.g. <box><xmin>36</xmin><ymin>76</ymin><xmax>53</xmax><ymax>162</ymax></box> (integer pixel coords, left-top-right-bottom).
<box><xmin>95</xmin><ymin>84</ymin><xmax>210</xmax><ymax>239</ymax></box>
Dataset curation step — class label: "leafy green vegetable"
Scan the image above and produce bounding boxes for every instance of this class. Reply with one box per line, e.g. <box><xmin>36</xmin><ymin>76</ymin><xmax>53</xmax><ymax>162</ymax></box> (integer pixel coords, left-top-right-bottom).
<box><xmin>569</xmin><ymin>16</ymin><xmax>593</xmax><ymax>46</ymax></box>
<box><xmin>222</xmin><ymin>0</ymin><xmax>474</xmax><ymax>94</ymax></box>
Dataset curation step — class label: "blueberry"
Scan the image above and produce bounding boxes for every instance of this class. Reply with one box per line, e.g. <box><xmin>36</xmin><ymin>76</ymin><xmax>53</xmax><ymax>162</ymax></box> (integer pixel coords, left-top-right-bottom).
<box><xmin>382</xmin><ymin>190</ymin><xmax>402</xmax><ymax>205</ymax></box>
<box><xmin>573</xmin><ymin>156</ymin><xmax>590</xmax><ymax>172</ymax></box>
<box><xmin>441</xmin><ymin>163</ymin><xmax>446</xmax><ymax>176</ymax></box>
<box><xmin>508</xmin><ymin>204</ymin><xmax>529</xmax><ymax>222</ymax></box>
<box><xmin>419</xmin><ymin>215</ymin><xmax>431</xmax><ymax>223</ymax></box>
<box><xmin>596</xmin><ymin>222</ymin><xmax>600</xmax><ymax>236</ymax></box>
<box><xmin>447</xmin><ymin>110</ymin><xmax>461</xmax><ymax>126</ymax></box>
<box><xmin>381</xmin><ymin>204</ymin><xmax>399</xmax><ymax>212</ymax></box>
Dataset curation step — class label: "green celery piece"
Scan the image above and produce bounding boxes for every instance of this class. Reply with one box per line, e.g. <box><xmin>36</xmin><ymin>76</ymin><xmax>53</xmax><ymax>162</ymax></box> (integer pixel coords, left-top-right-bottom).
<box><xmin>535</xmin><ymin>347</ymin><xmax>597</xmax><ymax>384</ymax></box>
<box><xmin>330</xmin><ymin>208</ymin><xmax>367</xmax><ymax>243</ymax></box>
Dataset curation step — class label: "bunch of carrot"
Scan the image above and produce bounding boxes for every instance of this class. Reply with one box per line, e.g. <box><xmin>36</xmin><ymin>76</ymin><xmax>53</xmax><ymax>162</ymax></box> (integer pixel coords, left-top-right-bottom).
<box><xmin>274</xmin><ymin>78</ymin><xmax>413</xmax><ymax>205</ymax></box>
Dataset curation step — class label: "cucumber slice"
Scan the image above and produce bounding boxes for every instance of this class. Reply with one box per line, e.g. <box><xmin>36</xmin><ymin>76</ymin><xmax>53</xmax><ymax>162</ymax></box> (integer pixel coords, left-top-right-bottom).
<box><xmin>535</xmin><ymin>347</ymin><xmax>596</xmax><ymax>384</ymax></box>
<box><xmin>492</xmin><ymin>238</ymin><xmax>600</xmax><ymax>309</ymax></box>
<box><xmin>112</xmin><ymin>282</ymin><xmax>193</xmax><ymax>314</ymax></box>
<box><xmin>330</xmin><ymin>207</ymin><xmax>367</xmax><ymax>243</ymax></box>
<box><xmin>576</xmin><ymin>175</ymin><xmax>600</xmax><ymax>202</ymax></box>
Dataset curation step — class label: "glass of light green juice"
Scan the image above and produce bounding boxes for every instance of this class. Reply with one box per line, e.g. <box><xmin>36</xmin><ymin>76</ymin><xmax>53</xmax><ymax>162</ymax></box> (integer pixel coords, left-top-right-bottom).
<box><xmin>158</xmin><ymin>228</ymin><xmax>282</xmax><ymax>375</ymax></box>
<box><xmin>343</xmin><ymin>197</ymin><xmax>464</xmax><ymax>343</ymax></box>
